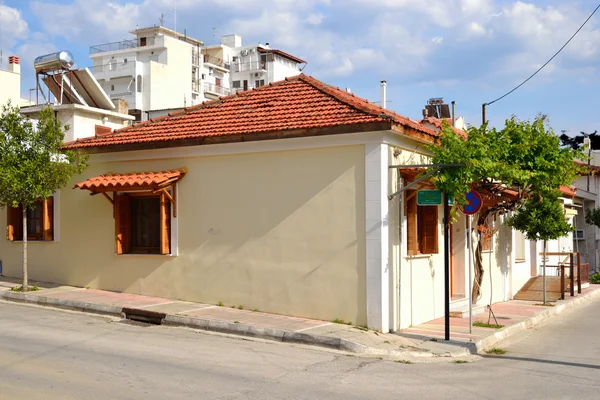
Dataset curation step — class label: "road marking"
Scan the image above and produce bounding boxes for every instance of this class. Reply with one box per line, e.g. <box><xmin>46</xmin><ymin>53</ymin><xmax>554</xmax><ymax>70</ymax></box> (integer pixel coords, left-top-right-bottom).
<box><xmin>135</xmin><ymin>301</ymin><xmax>179</xmax><ymax>309</ymax></box>
<box><xmin>296</xmin><ymin>322</ymin><xmax>332</xmax><ymax>332</ymax></box>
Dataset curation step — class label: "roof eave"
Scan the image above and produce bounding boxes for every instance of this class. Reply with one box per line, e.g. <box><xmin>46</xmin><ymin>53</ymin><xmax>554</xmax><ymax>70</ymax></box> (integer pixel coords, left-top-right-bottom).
<box><xmin>67</xmin><ymin>121</ymin><xmax>394</xmax><ymax>154</ymax></box>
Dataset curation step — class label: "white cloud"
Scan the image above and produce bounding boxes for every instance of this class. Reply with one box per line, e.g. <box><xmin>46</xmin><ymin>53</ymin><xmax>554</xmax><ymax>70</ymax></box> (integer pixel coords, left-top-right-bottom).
<box><xmin>31</xmin><ymin>0</ymin><xmax>140</xmax><ymax>42</ymax></box>
<box><xmin>305</xmin><ymin>13</ymin><xmax>325</xmax><ymax>25</ymax></box>
<box><xmin>0</xmin><ymin>4</ymin><xmax>28</xmax><ymax>49</ymax></box>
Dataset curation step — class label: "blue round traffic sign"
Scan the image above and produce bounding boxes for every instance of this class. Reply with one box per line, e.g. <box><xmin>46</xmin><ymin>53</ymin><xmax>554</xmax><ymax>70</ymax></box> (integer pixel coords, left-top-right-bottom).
<box><xmin>460</xmin><ymin>190</ymin><xmax>482</xmax><ymax>215</ymax></box>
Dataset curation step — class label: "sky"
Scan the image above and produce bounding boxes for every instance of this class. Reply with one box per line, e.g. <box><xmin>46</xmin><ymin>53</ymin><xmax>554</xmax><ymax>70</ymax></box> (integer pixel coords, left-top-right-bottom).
<box><xmin>1</xmin><ymin>0</ymin><xmax>599</xmax><ymax>135</ymax></box>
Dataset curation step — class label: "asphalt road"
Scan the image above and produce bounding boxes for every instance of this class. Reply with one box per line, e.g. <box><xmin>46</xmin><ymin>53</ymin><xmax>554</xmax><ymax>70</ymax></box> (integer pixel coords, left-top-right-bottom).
<box><xmin>1</xmin><ymin>298</ymin><xmax>599</xmax><ymax>400</ymax></box>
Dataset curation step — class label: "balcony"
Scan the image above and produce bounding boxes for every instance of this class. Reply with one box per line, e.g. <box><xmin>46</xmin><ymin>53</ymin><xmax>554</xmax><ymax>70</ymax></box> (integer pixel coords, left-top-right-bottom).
<box><xmin>232</xmin><ymin>61</ymin><xmax>267</xmax><ymax>73</ymax></box>
<box><xmin>88</xmin><ymin>61</ymin><xmax>135</xmax><ymax>79</ymax></box>
<box><xmin>204</xmin><ymin>82</ymin><xmax>230</xmax><ymax>97</ymax></box>
<box><xmin>202</xmin><ymin>54</ymin><xmax>230</xmax><ymax>71</ymax></box>
<box><xmin>90</xmin><ymin>39</ymin><xmax>141</xmax><ymax>55</ymax></box>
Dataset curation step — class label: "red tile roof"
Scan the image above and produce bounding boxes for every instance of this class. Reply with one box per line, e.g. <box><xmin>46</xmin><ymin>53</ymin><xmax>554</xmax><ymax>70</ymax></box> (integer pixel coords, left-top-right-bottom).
<box><xmin>74</xmin><ymin>169</ymin><xmax>186</xmax><ymax>192</ymax></box>
<box><xmin>63</xmin><ymin>74</ymin><xmax>439</xmax><ymax>152</ymax></box>
<box><xmin>559</xmin><ymin>185</ymin><xmax>576</xmax><ymax>197</ymax></box>
<box><xmin>257</xmin><ymin>47</ymin><xmax>306</xmax><ymax>64</ymax></box>
<box><xmin>421</xmin><ymin>117</ymin><xmax>467</xmax><ymax>138</ymax></box>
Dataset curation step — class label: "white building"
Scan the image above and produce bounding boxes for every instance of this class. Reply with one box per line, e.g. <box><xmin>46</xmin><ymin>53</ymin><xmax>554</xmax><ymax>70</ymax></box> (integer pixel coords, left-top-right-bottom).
<box><xmin>0</xmin><ymin>56</ymin><xmax>33</xmax><ymax>108</ymax></box>
<box><xmin>88</xmin><ymin>27</ymin><xmax>306</xmax><ymax>122</ymax></box>
<box><xmin>204</xmin><ymin>34</ymin><xmax>306</xmax><ymax>94</ymax></box>
<box><xmin>89</xmin><ymin>26</ymin><xmax>204</xmax><ymax>122</ymax></box>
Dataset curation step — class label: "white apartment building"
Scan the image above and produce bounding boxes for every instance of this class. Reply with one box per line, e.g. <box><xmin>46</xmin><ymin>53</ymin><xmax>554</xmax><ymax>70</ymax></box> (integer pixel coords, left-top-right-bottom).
<box><xmin>89</xmin><ymin>26</ymin><xmax>306</xmax><ymax>121</ymax></box>
<box><xmin>89</xmin><ymin>26</ymin><xmax>204</xmax><ymax>121</ymax></box>
<box><xmin>203</xmin><ymin>34</ymin><xmax>306</xmax><ymax>95</ymax></box>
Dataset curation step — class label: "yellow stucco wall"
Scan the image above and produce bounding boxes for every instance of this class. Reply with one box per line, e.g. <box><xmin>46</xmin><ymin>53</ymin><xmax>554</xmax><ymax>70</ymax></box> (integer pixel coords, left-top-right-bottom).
<box><xmin>0</xmin><ymin>145</ymin><xmax>367</xmax><ymax>325</ymax></box>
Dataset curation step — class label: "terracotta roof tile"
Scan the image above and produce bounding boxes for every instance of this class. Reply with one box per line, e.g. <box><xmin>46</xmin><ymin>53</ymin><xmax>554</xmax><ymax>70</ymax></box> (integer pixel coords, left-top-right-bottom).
<box><xmin>421</xmin><ymin>117</ymin><xmax>467</xmax><ymax>138</ymax></box>
<box><xmin>257</xmin><ymin>47</ymin><xmax>306</xmax><ymax>64</ymax></box>
<box><xmin>64</xmin><ymin>74</ymin><xmax>439</xmax><ymax>151</ymax></box>
<box><xmin>74</xmin><ymin>169</ymin><xmax>186</xmax><ymax>192</ymax></box>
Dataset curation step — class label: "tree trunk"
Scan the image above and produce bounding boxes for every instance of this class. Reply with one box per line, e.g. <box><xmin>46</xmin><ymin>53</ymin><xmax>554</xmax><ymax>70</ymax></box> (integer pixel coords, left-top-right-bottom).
<box><xmin>542</xmin><ymin>240</ymin><xmax>547</xmax><ymax>305</ymax></box>
<box><xmin>472</xmin><ymin>208</ymin><xmax>492</xmax><ymax>301</ymax></box>
<box><xmin>22</xmin><ymin>207</ymin><xmax>28</xmax><ymax>291</ymax></box>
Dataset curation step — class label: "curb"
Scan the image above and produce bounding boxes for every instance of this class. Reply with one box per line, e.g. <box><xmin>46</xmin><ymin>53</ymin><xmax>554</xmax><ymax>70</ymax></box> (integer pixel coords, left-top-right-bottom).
<box><xmin>0</xmin><ymin>289</ymin><xmax>469</xmax><ymax>358</ymax></box>
<box><xmin>474</xmin><ymin>287</ymin><xmax>600</xmax><ymax>353</ymax></box>
<box><xmin>0</xmin><ymin>290</ymin><xmax>123</xmax><ymax>316</ymax></box>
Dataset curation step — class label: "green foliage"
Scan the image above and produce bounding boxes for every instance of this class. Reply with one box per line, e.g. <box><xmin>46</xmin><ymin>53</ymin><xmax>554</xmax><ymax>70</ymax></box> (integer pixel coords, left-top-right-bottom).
<box><xmin>0</xmin><ymin>103</ymin><xmax>88</xmax><ymax>209</ymax></box>
<box><xmin>485</xmin><ymin>348</ymin><xmax>506</xmax><ymax>355</ymax></box>
<box><xmin>427</xmin><ymin>117</ymin><xmax>583</xmax><ymax>206</ymax></box>
<box><xmin>11</xmin><ymin>285</ymin><xmax>40</xmax><ymax>292</ymax></box>
<box><xmin>506</xmin><ymin>193</ymin><xmax>574</xmax><ymax>241</ymax></box>
<box><xmin>590</xmin><ymin>272</ymin><xmax>600</xmax><ymax>284</ymax></box>
<box><xmin>585</xmin><ymin>208</ymin><xmax>600</xmax><ymax>228</ymax></box>
<box><xmin>331</xmin><ymin>318</ymin><xmax>352</xmax><ymax>325</ymax></box>
<box><xmin>472</xmin><ymin>321</ymin><xmax>504</xmax><ymax>329</ymax></box>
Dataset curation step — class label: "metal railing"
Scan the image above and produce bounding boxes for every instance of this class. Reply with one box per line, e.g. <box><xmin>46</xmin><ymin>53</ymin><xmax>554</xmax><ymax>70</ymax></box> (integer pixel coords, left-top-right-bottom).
<box><xmin>90</xmin><ymin>39</ymin><xmax>140</xmax><ymax>55</ymax></box>
<box><xmin>202</xmin><ymin>54</ymin><xmax>230</xmax><ymax>70</ymax></box>
<box><xmin>232</xmin><ymin>61</ymin><xmax>267</xmax><ymax>73</ymax></box>
<box><xmin>204</xmin><ymin>82</ymin><xmax>230</xmax><ymax>96</ymax></box>
<box><xmin>88</xmin><ymin>61</ymin><xmax>135</xmax><ymax>75</ymax></box>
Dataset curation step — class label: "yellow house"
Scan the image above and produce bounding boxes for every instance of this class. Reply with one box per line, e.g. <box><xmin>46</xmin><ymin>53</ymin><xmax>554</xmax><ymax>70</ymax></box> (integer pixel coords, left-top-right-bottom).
<box><xmin>1</xmin><ymin>74</ymin><xmax>535</xmax><ymax>331</ymax></box>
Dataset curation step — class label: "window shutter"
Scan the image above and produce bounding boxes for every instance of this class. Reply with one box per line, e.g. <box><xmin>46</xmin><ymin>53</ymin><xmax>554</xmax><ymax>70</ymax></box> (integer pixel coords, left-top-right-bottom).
<box><xmin>42</xmin><ymin>197</ymin><xmax>54</xmax><ymax>241</ymax></box>
<box><xmin>419</xmin><ymin>206</ymin><xmax>438</xmax><ymax>254</ymax></box>
<box><xmin>115</xmin><ymin>194</ymin><xmax>131</xmax><ymax>254</ymax></box>
<box><xmin>160</xmin><ymin>191</ymin><xmax>171</xmax><ymax>255</ymax></box>
<box><xmin>6</xmin><ymin>206</ymin><xmax>23</xmax><ymax>241</ymax></box>
<box><xmin>406</xmin><ymin>194</ymin><xmax>417</xmax><ymax>256</ymax></box>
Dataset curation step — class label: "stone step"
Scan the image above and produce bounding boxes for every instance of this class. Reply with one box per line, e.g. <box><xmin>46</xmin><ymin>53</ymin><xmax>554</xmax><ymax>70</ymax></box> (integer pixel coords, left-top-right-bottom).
<box><xmin>449</xmin><ymin>298</ymin><xmax>487</xmax><ymax>318</ymax></box>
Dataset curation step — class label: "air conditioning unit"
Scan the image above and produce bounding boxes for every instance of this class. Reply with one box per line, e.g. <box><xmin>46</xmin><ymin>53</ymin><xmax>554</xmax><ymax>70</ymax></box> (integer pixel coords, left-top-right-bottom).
<box><xmin>575</xmin><ymin>229</ymin><xmax>585</xmax><ymax>240</ymax></box>
<box><xmin>240</xmin><ymin>50</ymin><xmax>249</xmax><ymax>56</ymax></box>
<box><xmin>254</xmin><ymin>72</ymin><xmax>262</xmax><ymax>78</ymax></box>
<box><xmin>250</xmin><ymin>48</ymin><xmax>257</xmax><ymax>53</ymax></box>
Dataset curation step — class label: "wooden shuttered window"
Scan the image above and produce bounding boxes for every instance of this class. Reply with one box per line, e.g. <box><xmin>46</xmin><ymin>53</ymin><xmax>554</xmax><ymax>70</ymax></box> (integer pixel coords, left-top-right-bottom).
<box><xmin>6</xmin><ymin>198</ymin><xmax>54</xmax><ymax>242</ymax></box>
<box><xmin>406</xmin><ymin>192</ymin><xmax>418</xmax><ymax>256</ymax></box>
<box><xmin>160</xmin><ymin>191</ymin><xmax>171</xmax><ymax>255</ymax></box>
<box><xmin>405</xmin><ymin>191</ymin><xmax>439</xmax><ymax>255</ymax></box>
<box><xmin>418</xmin><ymin>205</ymin><xmax>438</xmax><ymax>254</ymax></box>
<box><xmin>114</xmin><ymin>192</ymin><xmax>171</xmax><ymax>255</ymax></box>
<box><xmin>6</xmin><ymin>206</ymin><xmax>23</xmax><ymax>241</ymax></box>
<box><xmin>115</xmin><ymin>194</ymin><xmax>131</xmax><ymax>254</ymax></box>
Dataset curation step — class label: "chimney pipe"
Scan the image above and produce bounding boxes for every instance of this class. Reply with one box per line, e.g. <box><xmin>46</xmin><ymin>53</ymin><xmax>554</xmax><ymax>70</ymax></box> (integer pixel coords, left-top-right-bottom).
<box><xmin>380</xmin><ymin>80</ymin><xmax>387</xmax><ymax>109</ymax></box>
<box><xmin>451</xmin><ymin>101</ymin><xmax>456</xmax><ymax>127</ymax></box>
<box><xmin>8</xmin><ymin>55</ymin><xmax>20</xmax><ymax>74</ymax></box>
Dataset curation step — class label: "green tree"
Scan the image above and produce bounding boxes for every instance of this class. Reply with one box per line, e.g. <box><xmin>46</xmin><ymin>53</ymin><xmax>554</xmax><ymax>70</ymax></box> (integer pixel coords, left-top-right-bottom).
<box><xmin>0</xmin><ymin>103</ymin><xmax>88</xmax><ymax>291</ymax></box>
<box><xmin>427</xmin><ymin>116</ymin><xmax>583</xmax><ymax>301</ymax></box>
<box><xmin>506</xmin><ymin>192</ymin><xmax>574</xmax><ymax>304</ymax></box>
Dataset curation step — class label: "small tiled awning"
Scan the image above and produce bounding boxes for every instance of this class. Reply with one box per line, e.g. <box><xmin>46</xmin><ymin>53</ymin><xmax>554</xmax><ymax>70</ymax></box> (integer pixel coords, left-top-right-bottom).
<box><xmin>74</xmin><ymin>169</ymin><xmax>186</xmax><ymax>193</ymax></box>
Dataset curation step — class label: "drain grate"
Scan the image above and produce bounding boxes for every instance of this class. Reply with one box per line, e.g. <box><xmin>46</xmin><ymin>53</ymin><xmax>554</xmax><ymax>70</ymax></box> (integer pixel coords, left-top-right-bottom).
<box><xmin>121</xmin><ymin>307</ymin><xmax>166</xmax><ymax>325</ymax></box>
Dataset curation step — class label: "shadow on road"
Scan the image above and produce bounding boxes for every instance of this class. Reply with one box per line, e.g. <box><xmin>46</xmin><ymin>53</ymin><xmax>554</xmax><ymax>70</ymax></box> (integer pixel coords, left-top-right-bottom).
<box><xmin>483</xmin><ymin>354</ymin><xmax>600</xmax><ymax>370</ymax></box>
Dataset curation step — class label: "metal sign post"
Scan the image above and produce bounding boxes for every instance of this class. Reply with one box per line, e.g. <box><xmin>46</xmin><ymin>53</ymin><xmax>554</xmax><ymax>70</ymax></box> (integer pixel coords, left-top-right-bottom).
<box><xmin>468</xmin><ymin>215</ymin><xmax>473</xmax><ymax>334</ymax></box>
<box><xmin>443</xmin><ymin>191</ymin><xmax>450</xmax><ymax>341</ymax></box>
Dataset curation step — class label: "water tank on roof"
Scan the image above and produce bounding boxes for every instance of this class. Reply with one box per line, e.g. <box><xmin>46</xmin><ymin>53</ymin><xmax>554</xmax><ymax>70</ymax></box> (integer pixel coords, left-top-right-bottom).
<box><xmin>34</xmin><ymin>51</ymin><xmax>75</xmax><ymax>73</ymax></box>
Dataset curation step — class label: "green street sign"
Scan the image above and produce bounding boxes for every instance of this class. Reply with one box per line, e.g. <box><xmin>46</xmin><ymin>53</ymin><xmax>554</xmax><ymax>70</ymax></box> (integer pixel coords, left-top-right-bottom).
<box><xmin>417</xmin><ymin>190</ymin><xmax>442</xmax><ymax>206</ymax></box>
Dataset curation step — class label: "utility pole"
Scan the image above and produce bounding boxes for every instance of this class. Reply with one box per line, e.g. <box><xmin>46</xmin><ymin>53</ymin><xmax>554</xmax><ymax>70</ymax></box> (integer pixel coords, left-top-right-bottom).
<box><xmin>482</xmin><ymin>103</ymin><xmax>487</xmax><ymax>125</ymax></box>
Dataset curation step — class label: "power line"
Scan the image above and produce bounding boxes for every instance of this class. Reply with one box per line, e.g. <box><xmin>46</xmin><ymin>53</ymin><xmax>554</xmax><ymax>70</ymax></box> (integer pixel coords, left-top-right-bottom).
<box><xmin>485</xmin><ymin>3</ymin><xmax>600</xmax><ymax>106</ymax></box>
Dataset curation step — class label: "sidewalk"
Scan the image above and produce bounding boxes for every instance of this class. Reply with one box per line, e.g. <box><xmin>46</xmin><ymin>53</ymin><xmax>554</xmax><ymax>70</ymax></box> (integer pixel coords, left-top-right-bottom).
<box><xmin>1</xmin><ymin>276</ymin><xmax>598</xmax><ymax>362</ymax></box>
